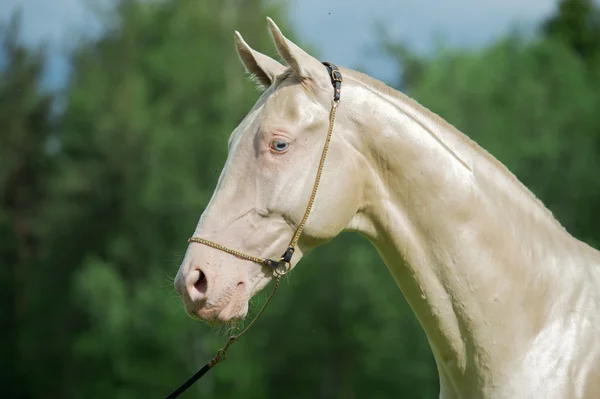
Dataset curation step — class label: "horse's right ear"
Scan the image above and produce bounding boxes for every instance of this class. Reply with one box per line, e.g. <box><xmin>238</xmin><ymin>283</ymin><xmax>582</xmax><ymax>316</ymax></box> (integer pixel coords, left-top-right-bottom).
<box><xmin>235</xmin><ymin>31</ymin><xmax>285</xmax><ymax>89</ymax></box>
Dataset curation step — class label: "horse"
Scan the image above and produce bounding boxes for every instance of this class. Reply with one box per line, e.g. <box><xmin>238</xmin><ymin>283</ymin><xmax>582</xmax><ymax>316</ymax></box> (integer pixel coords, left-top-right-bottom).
<box><xmin>174</xmin><ymin>18</ymin><xmax>600</xmax><ymax>398</ymax></box>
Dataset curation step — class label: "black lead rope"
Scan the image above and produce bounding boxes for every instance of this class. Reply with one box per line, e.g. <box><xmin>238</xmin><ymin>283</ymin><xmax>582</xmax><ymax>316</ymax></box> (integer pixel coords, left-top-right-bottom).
<box><xmin>165</xmin><ymin>364</ymin><xmax>211</xmax><ymax>399</ymax></box>
<box><xmin>164</xmin><ymin>62</ymin><xmax>342</xmax><ymax>399</ymax></box>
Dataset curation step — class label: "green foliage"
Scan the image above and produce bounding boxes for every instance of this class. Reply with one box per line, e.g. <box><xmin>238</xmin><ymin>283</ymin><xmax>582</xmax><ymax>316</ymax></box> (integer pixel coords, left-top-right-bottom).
<box><xmin>251</xmin><ymin>235</ymin><xmax>438</xmax><ymax>399</ymax></box>
<box><xmin>2</xmin><ymin>0</ymin><xmax>600</xmax><ymax>398</ymax></box>
<box><xmin>46</xmin><ymin>0</ymin><xmax>300</xmax><ymax>397</ymax></box>
<box><xmin>0</xmin><ymin>12</ymin><xmax>55</xmax><ymax>398</ymax></box>
<box><xmin>541</xmin><ymin>0</ymin><xmax>600</xmax><ymax>65</ymax></box>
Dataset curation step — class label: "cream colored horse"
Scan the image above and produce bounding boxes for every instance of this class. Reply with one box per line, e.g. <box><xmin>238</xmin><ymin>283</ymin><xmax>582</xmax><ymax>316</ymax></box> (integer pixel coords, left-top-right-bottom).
<box><xmin>175</xmin><ymin>18</ymin><xmax>600</xmax><ymax>398</ymax></box>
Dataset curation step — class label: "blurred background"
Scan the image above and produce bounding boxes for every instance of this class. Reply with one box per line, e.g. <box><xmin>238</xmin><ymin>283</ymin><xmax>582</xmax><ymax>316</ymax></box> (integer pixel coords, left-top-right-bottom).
<box><xmin>1</xmin><ymin>0</ymin><xmax>599</xmax><ymax>398</ymax></box>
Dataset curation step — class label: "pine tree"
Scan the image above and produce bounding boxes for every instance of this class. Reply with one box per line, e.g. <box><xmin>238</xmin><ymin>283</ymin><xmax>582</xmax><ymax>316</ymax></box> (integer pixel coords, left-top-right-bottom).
<box><xmin>0</xmin><ymin>11</ymin><xmax>54</xmax><ymax>398</ymax></box>
<box><xmin>541</xmin><ymin>0</ymin><xmax>600</xmax><ymax>65</ymax></box>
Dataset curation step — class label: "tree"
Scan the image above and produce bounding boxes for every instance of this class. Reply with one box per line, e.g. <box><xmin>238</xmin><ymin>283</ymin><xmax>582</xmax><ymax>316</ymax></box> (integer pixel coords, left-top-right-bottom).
<box><xmin>541</xmin><ymin>0</ymin><xmax>600</xmax><ymax>66</ymax></box>
<box><xmin>49</xmin><ymin>0</ymin><xmax>439</xmax><ymax>397</ymax></box>
<box><xmin>0</xmin><ymin>11</ymin><xmax>55</xmax><ymax>398</ymax></box>
<box><xmin>48</xmin><ymin>0</ymin><xmax>297</xmax><ymax>397</ymax></box>
<box><xmin>10</xmin><ymin>0</ymin><xmax>600</xmax><ymax>397</ymax></box>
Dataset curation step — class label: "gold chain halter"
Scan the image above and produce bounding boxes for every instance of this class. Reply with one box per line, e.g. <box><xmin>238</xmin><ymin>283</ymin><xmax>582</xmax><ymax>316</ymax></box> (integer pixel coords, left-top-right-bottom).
<box><xmin>166</xmin><ymin>62</ymin><xmax>342</xmax><ymax>399</ymax></box>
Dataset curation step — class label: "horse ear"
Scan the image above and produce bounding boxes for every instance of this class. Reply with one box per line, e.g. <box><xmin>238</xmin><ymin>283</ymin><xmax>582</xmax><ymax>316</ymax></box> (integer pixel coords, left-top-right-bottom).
<box><xmin>235</xmin><ymin>31</ymin><xmax>285</xmax><ymax>89</ymax></box>
<box><xmin>266</xmin><ymin>17</ymin><xmax>330</xmax><ymax>89</ymax></box>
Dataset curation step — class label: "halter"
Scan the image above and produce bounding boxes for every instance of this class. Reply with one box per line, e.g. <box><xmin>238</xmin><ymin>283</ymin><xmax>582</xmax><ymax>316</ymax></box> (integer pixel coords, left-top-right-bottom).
<box><xmin>165</xmin><ymin>62</ymin><xmax>342</xmax><ymax>399</ymax></box>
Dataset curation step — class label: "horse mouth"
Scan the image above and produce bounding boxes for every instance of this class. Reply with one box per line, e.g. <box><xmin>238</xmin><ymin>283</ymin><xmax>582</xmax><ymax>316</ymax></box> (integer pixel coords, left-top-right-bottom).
<box><xmin>188</xmin><ymin>294</ymin><xmax>248</xmax><ymax>325</ymax></box>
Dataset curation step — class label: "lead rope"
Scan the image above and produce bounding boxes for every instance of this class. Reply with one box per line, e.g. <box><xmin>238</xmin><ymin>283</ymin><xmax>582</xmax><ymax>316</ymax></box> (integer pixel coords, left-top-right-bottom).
<box><xmin>165</xmin><ymin>63</ymin><xmax>342</xmax><ymax>399</ymax></box>
<box><xmin>165</xmin><ymin>277</ymin><xmax>281</xmax><ymax>399</ymax></box>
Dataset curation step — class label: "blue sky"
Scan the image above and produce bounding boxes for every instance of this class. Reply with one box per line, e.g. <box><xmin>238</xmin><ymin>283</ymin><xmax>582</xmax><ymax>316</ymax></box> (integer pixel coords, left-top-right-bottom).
<box><xmin>0</xmin><ymin>0</ymin><xmax>566</xmax><ymax>88</ymax></box>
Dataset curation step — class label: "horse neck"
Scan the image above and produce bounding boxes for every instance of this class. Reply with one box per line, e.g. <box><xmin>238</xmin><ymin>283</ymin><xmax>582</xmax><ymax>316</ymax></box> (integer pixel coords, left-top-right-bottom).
<box><xmin>342</xmin><ymin>70</ymin><xmax>581</xmax><ymax>391</ymax></box>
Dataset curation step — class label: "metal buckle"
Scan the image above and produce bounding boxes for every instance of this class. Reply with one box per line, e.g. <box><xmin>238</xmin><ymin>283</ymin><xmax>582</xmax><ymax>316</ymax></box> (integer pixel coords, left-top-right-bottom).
<box><xmin>331</xmin><ymin>70</ymin><xmax>343</xmax><ymax>83</ymax></box>
<box><xmin>274</xmin><ymin>260</ymin><xmax>291</xmax><ymax>277</ymax></box>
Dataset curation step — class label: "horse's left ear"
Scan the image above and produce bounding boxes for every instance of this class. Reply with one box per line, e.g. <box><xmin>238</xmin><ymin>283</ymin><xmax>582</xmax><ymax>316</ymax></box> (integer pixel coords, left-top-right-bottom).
<box><xmin>266</xmin><ymin>17</ymin><xmax>331</xmax><ymax>90</ymax></box>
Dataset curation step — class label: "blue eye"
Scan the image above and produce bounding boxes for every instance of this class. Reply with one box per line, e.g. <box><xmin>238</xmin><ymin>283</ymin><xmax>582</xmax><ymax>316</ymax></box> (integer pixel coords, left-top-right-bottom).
<box><xmin>271</xmin><ymin>140</ymin><xmax>289</xmax><ymax>153</ymax></box>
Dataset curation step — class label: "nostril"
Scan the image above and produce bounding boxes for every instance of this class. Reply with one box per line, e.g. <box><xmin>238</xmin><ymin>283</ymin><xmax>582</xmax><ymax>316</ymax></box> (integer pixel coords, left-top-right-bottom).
<box><xmin>237</xmin><ymin>281</ymin><xmax>244</xmax><ymax>287</ymax></box>
<box><xmin>193</xmin><ymin>269</ymin><xmax>207</xmax><ymax>295</ymax></box>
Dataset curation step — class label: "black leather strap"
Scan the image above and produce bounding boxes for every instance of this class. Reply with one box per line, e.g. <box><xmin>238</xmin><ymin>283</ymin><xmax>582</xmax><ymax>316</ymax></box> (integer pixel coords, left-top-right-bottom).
<box><xmin>322</xmin><ymin>62</ymin><xmax>342</xmax><ymax>101</ymax></box>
